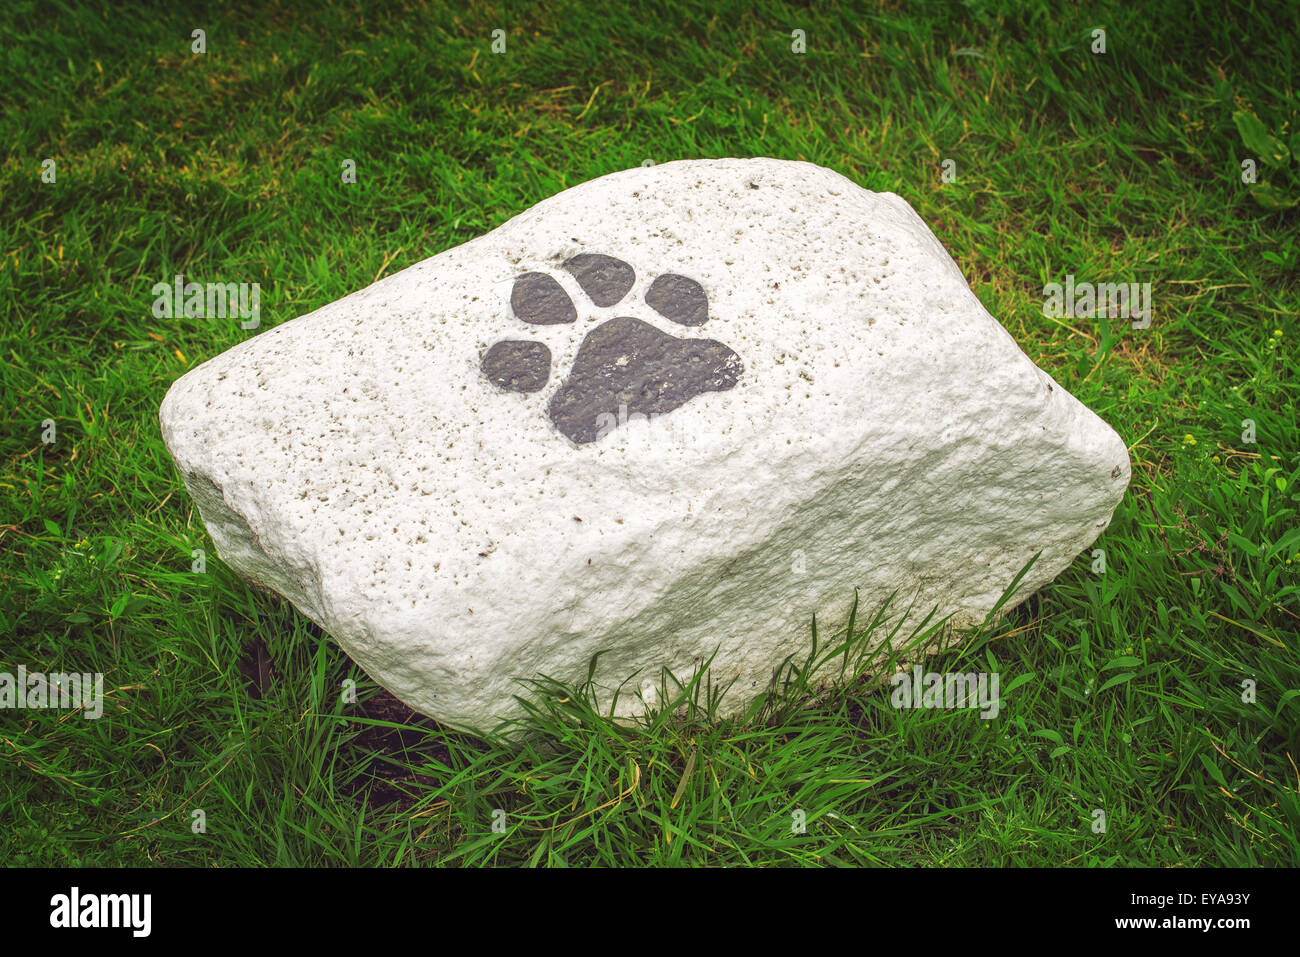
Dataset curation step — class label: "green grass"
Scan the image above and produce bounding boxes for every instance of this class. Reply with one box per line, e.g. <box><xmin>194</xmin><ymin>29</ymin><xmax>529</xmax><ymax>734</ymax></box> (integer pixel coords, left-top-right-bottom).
<box><xmin>2</xmin><ymin>0</ymin><xmax>1297</xmax><ymax>866</ymax></box>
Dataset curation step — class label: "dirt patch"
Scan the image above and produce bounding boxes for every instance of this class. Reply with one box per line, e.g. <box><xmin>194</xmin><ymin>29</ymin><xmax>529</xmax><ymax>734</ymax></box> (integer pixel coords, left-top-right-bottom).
<box><xmin>340</xmin><ymin>689</ymin><xmax>459</xmax><ymax>810</ymax></box>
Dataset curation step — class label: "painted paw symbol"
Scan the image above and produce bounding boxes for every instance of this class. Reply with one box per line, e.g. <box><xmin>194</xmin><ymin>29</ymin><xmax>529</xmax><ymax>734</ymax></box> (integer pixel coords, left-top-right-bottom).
<box><xmin>482</xmin><ymin>253</ymin><xmax>742</xmax><ymax>444</ymax></box>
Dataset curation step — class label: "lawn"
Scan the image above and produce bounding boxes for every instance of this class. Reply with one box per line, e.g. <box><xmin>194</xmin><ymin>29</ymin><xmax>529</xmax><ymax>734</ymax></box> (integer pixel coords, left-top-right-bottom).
<box><xmin>1</xmin><ymin>0</ymin><xmax>1297</xmax><ymax>866</ymax></box>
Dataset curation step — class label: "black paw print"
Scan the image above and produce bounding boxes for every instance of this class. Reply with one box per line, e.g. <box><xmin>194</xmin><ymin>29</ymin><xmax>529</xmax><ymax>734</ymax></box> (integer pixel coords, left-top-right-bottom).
<box><xmin>482</xmin><ymin>253</ymin><xmax>742</xmax><ymax>444</ymax></box>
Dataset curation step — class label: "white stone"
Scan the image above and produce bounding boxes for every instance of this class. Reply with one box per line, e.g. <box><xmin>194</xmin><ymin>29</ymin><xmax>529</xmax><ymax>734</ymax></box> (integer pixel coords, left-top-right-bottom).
<box><xmin>159</xmin><ymin>158</ymin><xmax>1129</xmax><ymax>734</ymax></box>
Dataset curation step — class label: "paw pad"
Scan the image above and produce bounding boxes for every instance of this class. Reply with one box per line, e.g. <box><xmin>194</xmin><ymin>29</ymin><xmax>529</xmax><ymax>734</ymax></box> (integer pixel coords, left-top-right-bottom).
<box><xmin>481</xmin><ymin>340</ymin><xmax>550</xmax><ymax>393</ymax></box>
<box><xmin>509</xmin><ymin>273</ymin><xmax>576</xmax><ymax>325</ymax></box>
<box><xmin>645</xmin><ymin>274</ymin><xmax>708</xmax><ymax>326</ymax></box>
<box><xmin>562</xmin><ymin>253</ymin><xmax>636</xmax><ymax>306</ymax></box>
<box><xmin>484</xmin><ymin>254</ymin><xmax>742</xmax><ymax>444</ymax></box>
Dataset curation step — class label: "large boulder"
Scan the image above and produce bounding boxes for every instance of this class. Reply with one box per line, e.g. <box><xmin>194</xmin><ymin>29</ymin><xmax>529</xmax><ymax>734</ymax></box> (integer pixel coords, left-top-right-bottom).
<box><xmin>160</xmin><ymin>158</ymin><xmax>1129</xmax><ymax>734</ymax></box>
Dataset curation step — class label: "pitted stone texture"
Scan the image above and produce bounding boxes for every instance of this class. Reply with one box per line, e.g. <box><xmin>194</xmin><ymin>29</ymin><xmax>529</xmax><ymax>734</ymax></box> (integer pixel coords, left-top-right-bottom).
<box><xmin>159</xmin><ymin>158</ymin><xmax>1130</xmax><ymax>736</ymax></box>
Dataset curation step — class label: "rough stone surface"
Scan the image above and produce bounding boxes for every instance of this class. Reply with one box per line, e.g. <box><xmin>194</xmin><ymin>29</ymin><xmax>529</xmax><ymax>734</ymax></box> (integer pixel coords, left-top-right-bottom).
<box><xmin>159</xmin><ymin>158</ymin><xmax>1130</xmax><ymax>735</ymax></box>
